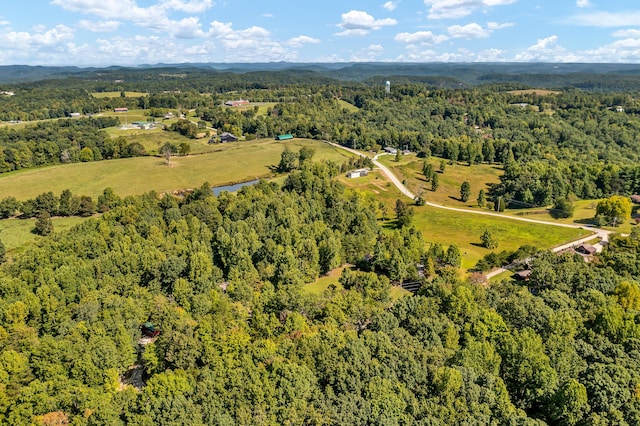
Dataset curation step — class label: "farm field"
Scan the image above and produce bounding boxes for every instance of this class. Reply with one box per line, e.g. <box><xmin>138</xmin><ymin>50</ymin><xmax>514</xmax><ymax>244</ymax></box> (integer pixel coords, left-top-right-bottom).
<box><xmin>506</xmin><ymin>89</ymin><xmax>561</xmax><ymax>95</ymax></box>
<box><xmin>91</xmin><ymin>91</ymin><xmax>149</xmax><ymax>98</ymax></box>
<box><xmin>0</xmin><ymin>139</ymin><xmax>354</xmax><ymax>200</ymax></box>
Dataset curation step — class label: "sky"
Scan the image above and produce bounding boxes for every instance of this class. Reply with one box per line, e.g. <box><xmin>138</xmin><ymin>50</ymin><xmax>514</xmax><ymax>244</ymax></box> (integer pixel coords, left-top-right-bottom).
<box><xmin>2</xmin><ymin>1</ymin><xmax>640</xmax><ymax>66</ymax></box>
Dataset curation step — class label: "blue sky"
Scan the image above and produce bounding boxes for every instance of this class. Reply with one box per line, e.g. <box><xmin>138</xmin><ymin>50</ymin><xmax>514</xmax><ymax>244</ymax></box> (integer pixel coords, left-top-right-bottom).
<box><xmin>2</xmin><ymin>1</ymin><xmax>640</xmax><ymax>65</ymax></box>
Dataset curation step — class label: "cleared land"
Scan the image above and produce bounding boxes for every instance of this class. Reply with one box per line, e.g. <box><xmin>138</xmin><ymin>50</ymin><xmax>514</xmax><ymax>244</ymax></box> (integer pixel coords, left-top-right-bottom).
<box><xmin>337</xmin><ymin>99</ymin><xmax>359</xmax><ymax>112</ymax></box>
<box><xmin>412</xmin><ymin>205</ymin><xmax>588</xmax><ymax>271</ymax></box>
<box><xmin>0</xmin><ymin>139</ymin><xmax>355</xmax><ymax>200</ymax></box>
<box><xmin>304</xmin><ymin>265</ymin><xmax>411</xmax><ymax>300</ymax></box>
<box><xmin>506</xmin><ymin>89</ymin><xmax>561</xmax><ymax>96</ymax></box>
<box><xmin>379</xmin><ymin>154</ymin><xmax>502</xmax><ymax>207</ymax></box>
<box><xmin>91</xmin><ymin>91</ymin><xmax>149</xmax><ymax>98</ymax></box>
<box><xmin>339</xmin><ymin>164</ymin><xmax>588</xmax><ymax>271</ymax></box>
<box><xmin>0</xmin><ymin>216</ymin><xmax>87</xmax><ymax>256</ymax></box>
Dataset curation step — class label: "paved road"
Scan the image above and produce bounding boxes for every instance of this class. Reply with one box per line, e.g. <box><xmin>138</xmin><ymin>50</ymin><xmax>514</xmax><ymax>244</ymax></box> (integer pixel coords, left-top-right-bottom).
<box><xmin>328</xmin><ymin>141</ymin><xmax>613</xmax><ymax>280</ymax></box>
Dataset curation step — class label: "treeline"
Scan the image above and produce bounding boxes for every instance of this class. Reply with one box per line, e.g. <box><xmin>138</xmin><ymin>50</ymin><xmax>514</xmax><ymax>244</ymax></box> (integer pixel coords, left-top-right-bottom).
<box><xmin>0</xmin><ymin>187</ymin><xmax>121</xmax><ymax>220</ymax></box>
<box><xmin>1</xmin><ymin>164</ymin><xmax>640</xmax><ymax>423</ymax></box>
<box><xmin>0</xmin><ymin>118</ymin><xmax>148</xmax><ymax>172</ymax></box>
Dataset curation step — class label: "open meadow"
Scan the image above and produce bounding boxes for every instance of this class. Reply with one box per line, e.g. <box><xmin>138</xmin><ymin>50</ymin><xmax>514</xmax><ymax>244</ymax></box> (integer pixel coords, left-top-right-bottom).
<box><xmin>0</xmin><ymin>138</ymin><xmax>355</xmax><ymax>200</ymax></box>
<box><xmin>338</xmin><ymin>165</ymin><xmax>589</xmax><ymax>271</ymax></box>
<box><xmin>0</xmin><ymin>216</ymin><xmax>87</xmax><ymax>256</ymax></box>
<box><xmin>379</xmin><ymin>154</ymin><xmax>503</xmax><ymax>207</ymax></box>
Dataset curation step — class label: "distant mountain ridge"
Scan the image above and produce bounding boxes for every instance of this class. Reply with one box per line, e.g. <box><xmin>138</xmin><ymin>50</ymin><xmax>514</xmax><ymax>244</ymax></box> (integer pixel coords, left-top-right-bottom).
<box><xmin>2</xmin><ymin>62</ymin><xmax>640</xmax><ymax>90</ymax></box>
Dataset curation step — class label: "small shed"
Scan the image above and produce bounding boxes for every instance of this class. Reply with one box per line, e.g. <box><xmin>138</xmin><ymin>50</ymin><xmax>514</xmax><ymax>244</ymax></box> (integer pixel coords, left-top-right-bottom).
<box><xmin>384</xmin><ymin>146</ymin><xmax>397</xmax><ymax>155</ymax></box>
<box><xmin>141</xmin><ymin>322</ymin><xmax>160</xmax><ymax>337</ymax></box>
<box><xmin>575</xmin><ymin>243</ymin><xmax>597</xmax><ymax>256</ymax></box>
<box><xmin>347</xmin><ymin>168</ymin><xmax>369</xmax><ymax>178</ymax></box>
<box><xmin>114</xmin><ymin>107</ymin><xmax>129</xmax><ymax>113</ymax></box>
<box><xmin>220</xmin><ymin>132</ymin><xmax>238</xmax><ymax>142</ymax></box>
<box><xmin>276</xmin><ymin>134</ymin><xmax>294</xmax><ymax>141</ymax></box>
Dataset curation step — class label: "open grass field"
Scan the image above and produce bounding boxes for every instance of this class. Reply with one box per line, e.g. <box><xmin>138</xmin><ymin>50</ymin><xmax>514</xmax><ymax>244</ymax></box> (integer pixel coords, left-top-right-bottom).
<box><xmin>336</xmin><ymin>163</ymin><xmax>588</xmax><ymax>272</ymax></box>
<box><xmin>412</xmin><ymin>205</ymin><xmax>589</xmax><ymax>271</ymax></box>
<box><xmin>506</xmin><ymin>89</ymin><xmax>561</xmax><ymax>96</ymax></box>
<box><xmin>508</xmin><ymin>198</ymin><xmax>638</xmax><ymax>234</ymax></box>
<box><xmin>0</xmin><ymin>139</ymin><xmax>355</xmax><ymax>200</ymax></box>
<box><xmin>91</xmin><ymin>91</ymin><xmax>149</xmax><ymax>98</ymax></box>
<box><xmin>379</xmin><ymin>154</ymin><xmax>503</xmax><ymax>207</ymax></box>
<box><xmin>0</xmin><ymin>216</ymin><xmax>87</xmax><ymax>257</ymax></box>
<box><xmin>337</xmin><ymin>99</ymin><xmax>359</xmax><ymax>112</ymax></box>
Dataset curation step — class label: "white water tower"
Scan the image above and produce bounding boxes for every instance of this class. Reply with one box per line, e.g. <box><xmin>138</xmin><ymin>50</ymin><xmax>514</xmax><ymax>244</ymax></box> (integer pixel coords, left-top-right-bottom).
<box><xmin>385</xmin><ymin>80</ymin><xmax>391</xmax><ymax>94</ymax></box>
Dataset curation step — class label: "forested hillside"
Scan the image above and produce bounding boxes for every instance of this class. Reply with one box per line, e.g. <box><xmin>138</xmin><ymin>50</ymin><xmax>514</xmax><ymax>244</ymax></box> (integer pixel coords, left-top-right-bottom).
<box><xmin>2</xmin><ymin>66</ymin><xmax>640</xmax><ymax>424</ymax></box>
<box><xmin>0</xmin><ymin>164</ymin><xmax>639</xmax><ymax>424</ymax></box>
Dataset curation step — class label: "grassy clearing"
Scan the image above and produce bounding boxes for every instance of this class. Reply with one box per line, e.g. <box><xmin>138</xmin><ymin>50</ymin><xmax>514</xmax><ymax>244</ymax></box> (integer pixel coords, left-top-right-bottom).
<box><xmin>336</xmin><ymin>164</ymin><xmax>587</xmax><ymax>271</ymax></box>
<box><xmin>337</xmin><ymin>99</ymin><xmax>359</xmax><ymax>112</ymax></box>
<box><xmin>380</xmin><ymin>154</ymin><xmax>502</xmax><ymax>207</ymax></box>
<box><xmin>304</xmin><ymin>265</ymin><xmax>411</xmax><ymax>301</ymax></box>
<box><xmin>91</xmin><ymin>92</ymin><xmax>149</xmax><ymax>98</ymax></box>
<box><xmin>412</xmin><ymin>205</ymin><xmax>589</xmax><ymax>270</ymax></box>
<box><xmin>0</xmin><ymin>139</ymin><xmax>355</xmax><ymax>200</ymax></box>
<box><xmin>0</xmin><ymin>216</ymin><xmax>87</xmax><ymax>257</ymax></box>
<box><xmin>508</xmin><ymin>198</ymin><xmax>638</xmax><ymax>234</ymax></box>
<box><xmin>506</xmin><ymin>89</ymin><xmax>561</xmax><ymax>96</ymax></box>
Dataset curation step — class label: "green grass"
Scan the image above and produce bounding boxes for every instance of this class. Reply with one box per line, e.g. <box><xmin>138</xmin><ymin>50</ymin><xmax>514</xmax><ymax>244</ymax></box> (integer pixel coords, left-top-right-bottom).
<box><xmin>380</xmin><ymin>154</ymin><xmax>503</xmax><ymax>207</ymax></box>
<box><xmin>337</xmin><ymin>99</ymin><xmax>359</xmax><ymax>112</ymax></box>
<box><xmin>304</xmin><ymin>265</ymin><xmax>411</xmax><ymax>301</ymax></box>
<box><xmin>0</xmin><ymin>216</ymin><xmax>88</xmax><ymax>257</ymax></box>
<box><xmin>91</xmin><ymin>91</ymin><xmax>149</xmax><ymax>98</ymax></box>
<box><xmin>411</xmin><ymin>205</ymin><xmax>589</xmax><ymax>270</ymax></box>
<box><xmin>0</xmin><ymin>139</ymin><xmax>355</xmax><ymax>200</ymax></box>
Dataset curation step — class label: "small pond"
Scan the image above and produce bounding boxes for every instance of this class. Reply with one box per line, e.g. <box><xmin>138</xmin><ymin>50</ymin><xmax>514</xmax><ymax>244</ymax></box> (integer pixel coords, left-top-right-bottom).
<box><xmin>212</xmin><ymin>179</ymin><xmax>260</xmax><ymax>196</ymax></box>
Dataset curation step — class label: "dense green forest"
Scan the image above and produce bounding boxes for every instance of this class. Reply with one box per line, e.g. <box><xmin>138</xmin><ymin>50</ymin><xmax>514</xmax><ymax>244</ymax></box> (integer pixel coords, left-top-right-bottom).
<box><xmin>2</xmin><ymin>66</ymin><xmax>640</xmax><ymax>424</ymax></box>
<box><xmin>0</xmin><ymin>164</ymin><xmax>639</xmax><ymax>424</ymax></box>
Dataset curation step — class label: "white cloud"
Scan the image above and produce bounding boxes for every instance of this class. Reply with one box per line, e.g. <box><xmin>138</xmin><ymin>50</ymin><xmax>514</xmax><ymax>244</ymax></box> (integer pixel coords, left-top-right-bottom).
<box><xmin>1</xmin><ymin>24</ymin><xmax>74</xmax><ymax>48</ymax></box>
<box><xmin>476</xmin><ymin>48</ymin><xmax>506</xmax><ymax>61</ymax></box>
<box><xmin>613</xmin><ymin>29</ymin><xmax>640</xmax><ymax>38</ymax></box>
<box><xmin>262</xmin><ymin>13</ymin><xmax>274</xmax><ymax>18</ymax></box>
<box><xmin>171</xmin><ymin>17</ymin><xmax>205</xmax><ymax>39</ymax></box>
<box><xmin>514</xmin><ymin>35</ymin><xmax>579</xmax><ymax>62</ymax></box>
<box><xmin>205</xmin><ymin>21</ymin><xmax>293</xmax><ymax>61</ymax></box>
<box><xmin>448</xmin><ymin>21</ymin><xmax>513</xmax><ymax>38</ymax></box>
<box><xmin>51</xmin><ymin>0</ymin><xmax>168</xmax><ymax>30</ymax></box>
<box><xmin>78</xmin><ymin>20</ymin><xmax>120</xmax><ymax>32</ymax></box>
<box><xmin>395</xmin><ymin>30</ymin><xmax>448</xmax><ymax>44</ymax></box>
<box><xmin>383</xmin><ymin>1</ymin><xmax>398</xmax><ymax>11</ymax></box>
<box><xmin>350</xmin><ymin>44</ymin><xmax>385</xmax><ymax>61</ymax></box>
<box><xmin>424</xmin><ymin>0</ymin><xmax>517</xmax><ymax>20</ymax></box>
<box><xmin>336</xmin><ymin>10</ymin><xmax>397</xmax><ymax>36</ymax></box>
<box><xmin>576</xmin><ymin>0</ymin><xmax>590</xmax><ymax>8</ymax></box>
<box><xmin>160</xmin><ymin>0</ymin><xmax>213</xmax><ymax>13</ymax></box>
<box><xmin>569</xmin><ymin>11</ymin><xmax>640</xmax><ymax>27</ymax></box>
<box><xmin>287</xmin><ymin>35</ymin><xmax>320</xmax><ymax>48</ymax></box>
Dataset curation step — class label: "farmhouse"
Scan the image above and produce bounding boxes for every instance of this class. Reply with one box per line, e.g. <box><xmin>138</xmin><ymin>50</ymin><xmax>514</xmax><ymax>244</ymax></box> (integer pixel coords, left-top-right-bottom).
<box><xmin>114</xmin><ymin>107</ymin><xmax>128</xmax><ymax>113</ymax></box>
<box><xmin>220</xmin><ymin>132</ymin><xmax>238</xmax><ymax>142</ymax></box>
<box><xmin>346</xmin><ymin>168</ymin><xmax>369</xmax><ymax>178</ymax></box>
<box><xmin>225</xmin><ymin>99</ymin><xmax>250</xmax><ymax>107</ymax></box>
<box><xmin>276</xmin><ymin>134</ymin><xmax>294</xmax><ymax>141</ymax></box>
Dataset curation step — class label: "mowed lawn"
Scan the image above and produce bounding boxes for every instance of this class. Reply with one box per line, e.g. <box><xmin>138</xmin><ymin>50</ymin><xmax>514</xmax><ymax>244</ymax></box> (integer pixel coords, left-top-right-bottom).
<box><xmin>380</xmin><ymin>154</ymin><xmax>503</xmax><ymax>207</ymax></box>
<box><xmin>339</xmin><ymin>164</ymin><xmax>589</xmax><ymax>271</ymax></box>
<box><xmin>0</xmin><ymin>139</ymin><xmax>355</xmax><ymax>200</ymax></box>
<box><xmin>413</xmin><ymin>205</ymin><xmax>589</xmax><ymax>270</ymax></box>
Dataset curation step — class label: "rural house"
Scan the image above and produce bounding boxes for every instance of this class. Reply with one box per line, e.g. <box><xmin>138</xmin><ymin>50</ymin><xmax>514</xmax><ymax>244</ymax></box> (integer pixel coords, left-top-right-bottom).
<box><xmin>347</xmin><ymin>168</ymin><xmax>369</xmax><ymax>178</ymax></box>
<box><xmin>276</xmin><ymin>134</ymin><xmax>294</xmax><ymax>141</ymax></box>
